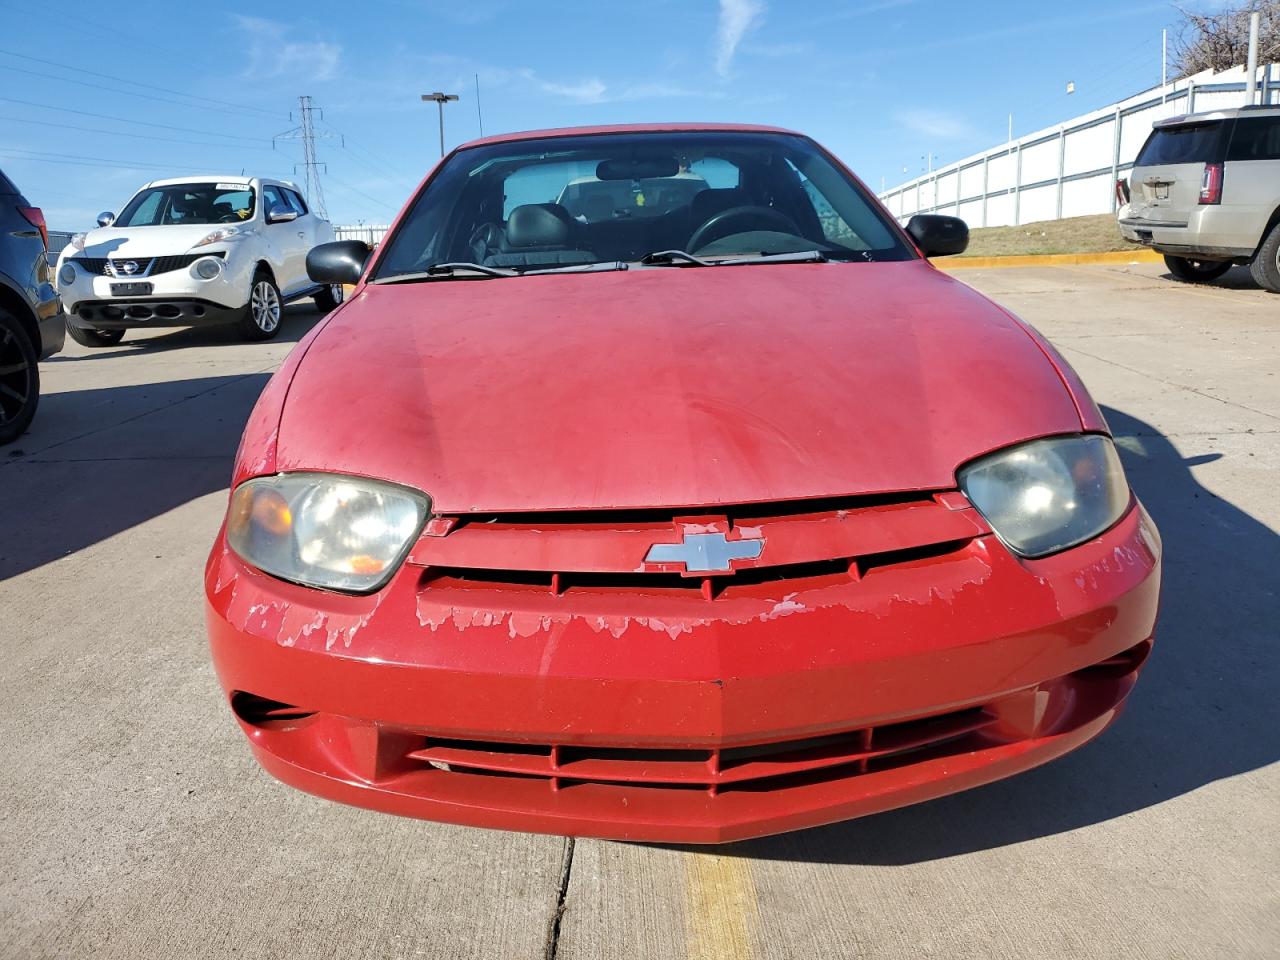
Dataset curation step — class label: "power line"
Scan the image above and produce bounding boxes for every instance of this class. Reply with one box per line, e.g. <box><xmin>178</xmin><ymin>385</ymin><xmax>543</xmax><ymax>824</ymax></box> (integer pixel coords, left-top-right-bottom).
<box><xmin>0</xmin><ymin>113</ymin><xmax>295</xmax><ymax>154</ymax></box>
<box><xmin>325</xmin><ymin>174</ymin><xmax>401</xmax><ymax>214</ymax></box>
<box><xmin>0</xmin><ymin>47</ymin><xmax>283</xmax><ymax>119</ymax></box>
<box><xmin>0</xmin><ymin>96</ymin><xmax>270</xmax><ymax>143</ymax></box>
<box><xmin>0</xmin><ymin>151</ymin><xmax>209</xmax><ymax>174</ymax></box>
<box><xmin>276</xmin><ymin>96</ymin><xmax>334</xmax><ymax>218</ymax></box>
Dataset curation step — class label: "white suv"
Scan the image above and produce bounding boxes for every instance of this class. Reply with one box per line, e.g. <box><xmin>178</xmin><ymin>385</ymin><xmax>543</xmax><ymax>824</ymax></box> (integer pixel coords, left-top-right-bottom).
<box><xmin>56</xmin><ymin>176</ymin><xmax>340</xmax><ymax>345</ymax></box>
<box><xmin>1117</xmin><ymin>106</ymin><xmax>1280</xmax><ymax>292</ymax></box>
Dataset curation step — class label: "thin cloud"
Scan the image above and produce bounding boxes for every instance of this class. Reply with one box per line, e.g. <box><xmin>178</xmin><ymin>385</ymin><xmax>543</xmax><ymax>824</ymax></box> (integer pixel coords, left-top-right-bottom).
<box><xmin>714</xmin><ymin>0</ymin><xmax>765</xmax><ymax>77</ymax></box>
<box><xmin>236</xmin><ymin>15</ymin><xmax>341</xmax><ymax>82</ymax></box>
<box><xmin>898</xmin><ymin>108</ymin><xmax>976</xmax><ymax>140</ymax></box>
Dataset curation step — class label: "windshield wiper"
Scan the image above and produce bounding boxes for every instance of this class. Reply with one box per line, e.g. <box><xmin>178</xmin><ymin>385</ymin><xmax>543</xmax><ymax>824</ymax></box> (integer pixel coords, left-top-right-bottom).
<box><xmin>372</xmin><ymin>262</ymin><xmax>515</xmax><ymax>283</ymax></box>
<box><xmin>521</xmin><ymin>260</ymin><xmax>628</xmax><ymax>276</ymax></box>
<box><xmin>639</xmin><ymin>249</ymin><xmax>830</xmax><ymax>268</ymax></box>
<box><xmin>640</xmin><ymin>249</ymin><xmax>714</xmax><ymax>267</ymax></box>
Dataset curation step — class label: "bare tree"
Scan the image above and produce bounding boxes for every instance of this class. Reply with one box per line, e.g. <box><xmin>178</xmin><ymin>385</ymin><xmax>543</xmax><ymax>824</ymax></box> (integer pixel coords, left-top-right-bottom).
<box><xmin>1172</xmin><ymin>1</ymin><xmax>1280</xmax><ymax>77</ymax></box>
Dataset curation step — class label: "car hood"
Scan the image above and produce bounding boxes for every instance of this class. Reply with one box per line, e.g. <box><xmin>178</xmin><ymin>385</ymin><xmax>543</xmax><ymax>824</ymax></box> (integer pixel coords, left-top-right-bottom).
<box><xmin>74</xmin><ymin>223</ymin><xmax>243</xmax><ymax>258</ymax></box>
<box><xmin>275</xmin><ymin>260</ymin><xmax>1084</xmax><ymax>513</ymax></box>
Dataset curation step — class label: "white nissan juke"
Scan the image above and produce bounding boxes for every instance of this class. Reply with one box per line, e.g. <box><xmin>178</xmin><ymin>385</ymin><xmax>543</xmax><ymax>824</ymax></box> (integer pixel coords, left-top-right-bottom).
<box><xmin>55</xmin><ymin>176</ymin><xmax>340</xmax><ymax>346</ymax></box>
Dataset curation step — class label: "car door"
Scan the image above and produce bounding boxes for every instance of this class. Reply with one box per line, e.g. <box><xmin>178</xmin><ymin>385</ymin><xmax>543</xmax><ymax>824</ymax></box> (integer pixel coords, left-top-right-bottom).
<box><xmin>261</xmin><ymin>184</ymin><xmax>308</xmax><ymax>294</ymax></box>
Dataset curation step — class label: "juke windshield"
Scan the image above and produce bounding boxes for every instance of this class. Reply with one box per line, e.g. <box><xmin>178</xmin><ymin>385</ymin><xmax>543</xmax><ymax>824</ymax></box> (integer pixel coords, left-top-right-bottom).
<box><xmin>115</xmin><ymin>183</ymin><xmax>257</xmax><ymax>227</ymax></box>
<box><xmin>374</xmin><ymin>131</ymin><xmax>915</xmax><ymax>279</ymax></box>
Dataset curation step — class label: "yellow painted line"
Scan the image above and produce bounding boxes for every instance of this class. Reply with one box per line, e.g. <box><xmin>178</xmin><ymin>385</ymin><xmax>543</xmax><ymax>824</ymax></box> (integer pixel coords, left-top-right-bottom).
<box><xmin>940</xmin><ymin>249</ymin><xmax>1163</xmax><ymax>270</ymax></box>
<box><xmin>685</xmin><ymin>852</ymin><xmax>759</xmax><ymax>960</ymax></box>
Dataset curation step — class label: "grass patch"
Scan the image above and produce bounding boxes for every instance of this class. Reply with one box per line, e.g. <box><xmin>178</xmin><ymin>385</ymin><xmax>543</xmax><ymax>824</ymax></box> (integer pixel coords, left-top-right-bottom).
<box><xmin>957</xmin><ymin>213</ymin><xmax>1131</xmax><ymax>258</ymax></box>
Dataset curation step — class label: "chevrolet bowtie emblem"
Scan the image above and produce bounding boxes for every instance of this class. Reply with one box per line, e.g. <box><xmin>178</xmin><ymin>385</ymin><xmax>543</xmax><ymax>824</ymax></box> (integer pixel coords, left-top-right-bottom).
<box><xmin>645</xmin><ymin>531</ymin><xmax>764</xmax><ymax>573</ymax></box>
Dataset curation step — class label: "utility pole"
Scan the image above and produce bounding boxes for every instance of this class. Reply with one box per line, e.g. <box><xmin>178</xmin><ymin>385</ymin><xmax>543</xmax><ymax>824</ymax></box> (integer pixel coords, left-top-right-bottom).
<box><xmin>421</xmin><ymin>92</ymin><xmax>459</xmax><ymax>157</ymax></box>
<box><xmin>1246</xmin><ymin>11</ymin><xmax>1261</xmax><ymax>105</ymax></box>
<box><xmin>275</xmin><ymin>96</ymin><xmax>335</xmax><ymax>218</ymax></box>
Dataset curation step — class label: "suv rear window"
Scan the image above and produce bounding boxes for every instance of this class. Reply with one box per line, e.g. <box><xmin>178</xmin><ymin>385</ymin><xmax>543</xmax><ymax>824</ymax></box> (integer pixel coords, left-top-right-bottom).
<box><xmin>1227</xmin><ymin>116</ymin><xmax>1280</xmax><ymax>161</ymax></box>
<box><xmin>1136</xmin><ymin>122</ymin><xmax>1228</xmax><ymax>165</ymax></box>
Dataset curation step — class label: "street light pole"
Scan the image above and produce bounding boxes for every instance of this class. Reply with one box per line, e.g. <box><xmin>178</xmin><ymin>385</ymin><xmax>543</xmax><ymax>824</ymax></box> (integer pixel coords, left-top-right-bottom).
<box><xmin>421</xmin><ymin>92</ymin><xmax>459</xmax><ymax>157</ymax></box>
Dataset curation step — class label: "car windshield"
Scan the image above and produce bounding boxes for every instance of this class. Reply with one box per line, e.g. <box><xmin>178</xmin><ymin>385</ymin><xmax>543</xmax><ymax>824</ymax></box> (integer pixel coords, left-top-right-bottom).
<box><xmin>114</xmin><ymin>183</ymin><xmax>256</xmax><ymax>227</ymax></box>
<box><xmin>373</xmin><ymin>131</ymin><xmax>914</xmax><ymax>279</ymax></box>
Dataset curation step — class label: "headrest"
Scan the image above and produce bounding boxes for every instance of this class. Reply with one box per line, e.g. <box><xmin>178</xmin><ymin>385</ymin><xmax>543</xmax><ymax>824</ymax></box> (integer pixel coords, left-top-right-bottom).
<box><xmin>506</xmin><ymin>203</ymin><xmax>576</xmax><ymax>248</ymax></box>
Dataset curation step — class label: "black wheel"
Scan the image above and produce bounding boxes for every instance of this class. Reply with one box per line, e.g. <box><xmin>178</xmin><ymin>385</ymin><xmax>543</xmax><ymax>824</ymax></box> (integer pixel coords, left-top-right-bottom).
<box><xmin>1164</xmin><ymin>255</ymin><xmax>1231</xmax><ymax>284</ymax></box>
<box><xmin>313</xmin><ymin>283</ymin><xmax>344</xmax><ymax>313</ymax></box>
<box><xmin>66</xmin><ymin>323</ymin><xmax>126</xmax><ymax>348</ymax></box>
<box><xmin>0</xmin><ymin>308</ymin><xmax>39</xmax><ymax>445</ymax></box>
<box><xmin>1249</xmin><ymin>221</ymin><xmax>1280</xmax><ymax>294</ymax></box>
<box><xmin>237</xmin><ymin>271</ymin><xmax>283</xmax><ymax>341</ymax></box>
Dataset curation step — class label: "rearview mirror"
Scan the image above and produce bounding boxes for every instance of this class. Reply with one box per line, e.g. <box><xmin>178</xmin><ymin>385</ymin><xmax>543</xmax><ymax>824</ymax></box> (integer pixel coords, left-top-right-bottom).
<box><xmin>267</xmin><ymin>203</ymin><xmax>299</xmax><ymax>224</ymax></box>
<box><xmin>97</xmin><ymin>211</ymin><xmax>115</xmax><ymax>227</ymax></box>
<box><xmin>597</xmin><ymin>157</ymin><xmax>679</xmax><ymax>180</ymax></box>
<box><xmin>905</xmin><ymin>214</ymin><xmax>969</xmax><ymax>258</ymax></box>
<box><xmin>307</xmin><ymin>240</ymin><xmax>371</xmax><ymax>285</ymax></box>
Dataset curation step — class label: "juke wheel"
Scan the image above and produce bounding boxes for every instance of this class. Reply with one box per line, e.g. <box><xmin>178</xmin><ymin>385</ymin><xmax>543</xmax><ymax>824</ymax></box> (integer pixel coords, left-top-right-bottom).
<box><xmin>1250</xmin><ymin>222</ymin><xmax>1280</xmax><ymax>294</ymax></box>
<box><xmin>0</xmin><ymin>308</ymin><xmax>39</xmax><ymax>445</ymax></box>
<box><xmin>314</xmin><ymin>283</ymin><xmax>344</xmax><ymax>313</ymax></box>
<box><xmin>1164</xmin><ymin>255</ymin><xmax>1231</xmax><ymax>284</ymax></box>
<box><xmin>238</xmin><ymin>271</ymin><xmax>283</xmax><ymax>341</ymax></box>
<box><xmin>66</xmin><ymin>323</ymin><xmax>126</xmax><ymax>348</ymax></box>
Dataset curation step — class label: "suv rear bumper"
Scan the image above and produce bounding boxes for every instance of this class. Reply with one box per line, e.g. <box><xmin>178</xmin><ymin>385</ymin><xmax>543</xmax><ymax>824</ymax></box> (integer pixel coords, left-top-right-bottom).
<box><xmin>1118</xmin><ymin>208</ymin><xmax>1261</xmax><ymax>261</ymax></box>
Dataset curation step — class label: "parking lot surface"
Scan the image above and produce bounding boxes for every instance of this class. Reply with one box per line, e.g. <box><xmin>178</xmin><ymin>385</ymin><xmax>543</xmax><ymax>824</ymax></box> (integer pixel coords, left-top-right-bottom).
<box><xmin>2</xmin><ymin>263</ymin><xmax>1277</xmax><ymax>959</ymax></box>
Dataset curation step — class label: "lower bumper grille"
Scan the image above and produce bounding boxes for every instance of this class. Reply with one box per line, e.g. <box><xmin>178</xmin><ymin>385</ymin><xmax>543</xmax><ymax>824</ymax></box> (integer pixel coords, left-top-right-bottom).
<box><xmin>404</xmin><ymin>707</ymin><xmax>995</xmax><ymax>795</ymax></box>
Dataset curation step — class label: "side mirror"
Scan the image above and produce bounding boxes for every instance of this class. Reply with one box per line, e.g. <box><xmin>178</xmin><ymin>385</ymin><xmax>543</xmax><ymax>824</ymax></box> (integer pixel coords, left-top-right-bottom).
<box><xmin>307</xmin><ymin>240</ymin><xmax>371</xmax><ymax>285</ymax></box>
<box><xmin>906</xmin><ymin>214</ymin><xmax>969</xmax><ymax>258</ymax></box>
<box><xmin>267</xmin><ymin>203</ymin><xmax>299</xmax><ymax>224</ymax></box>
<box><xmin>97</xmin><ymin>211</ymin><xmax>115</xmax><ymax>227</ymax></box>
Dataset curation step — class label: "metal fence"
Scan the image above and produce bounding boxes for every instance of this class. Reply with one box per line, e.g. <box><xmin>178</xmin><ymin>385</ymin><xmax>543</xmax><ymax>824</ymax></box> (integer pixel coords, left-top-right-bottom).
<box><xmin>333</xmin><ymin>224</ymin><xmax>391</xmax><ymax>246</ymax></box>
<box><xmin>879</xmin><ymin>62</ymin><xmax>1279</xmax><ymax>228</ymax></box>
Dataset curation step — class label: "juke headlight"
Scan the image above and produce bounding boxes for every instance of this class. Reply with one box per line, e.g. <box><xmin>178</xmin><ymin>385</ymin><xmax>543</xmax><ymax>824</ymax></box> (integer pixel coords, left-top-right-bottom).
<box><xmin>958</xmin><ymin>434</ymin><xmax>1130</xmax><ymax>558</ymax></box>
<box><xmin>193</xmin><ymin>225</ymin><xmax>247</xmax><ymax>247</ymax></box>
<box><xmin>226</xmin><ymin>473</ymin><xmax>430</xmax><ymax>593</ymax></box>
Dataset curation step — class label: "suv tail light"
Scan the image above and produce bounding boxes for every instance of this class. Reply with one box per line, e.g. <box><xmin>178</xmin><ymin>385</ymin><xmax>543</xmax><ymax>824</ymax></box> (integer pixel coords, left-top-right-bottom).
<box><xmin>1115</xmin><ymin>177</ymin><xmax>1130</xmax><ymax>206</ymax></box>
<box><xmin>17</xmin><ymin>206</ymin><xmax>49</xmax><ymax>249</ymax></box>
<box><xmin>1198</xmin><ymin>162</ymin><xmax>1223</xmax><ymax>205</ymax></box>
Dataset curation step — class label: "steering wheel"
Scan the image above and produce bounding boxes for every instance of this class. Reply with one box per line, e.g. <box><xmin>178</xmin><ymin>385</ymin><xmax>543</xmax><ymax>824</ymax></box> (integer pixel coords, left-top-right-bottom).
<box><xmin>467</xmin><ymin>222</ymin><xmax>505</xmax><ymax>257</ymax></box>
<box><xmin>217</xmin><ymin>214</ymin><xmax>240</xmax><ymax>223</ymax></box>
<box><xmin>687</xmin><ymin>205</ymin><xmax>803</xmax><ymax>253</ymax></box>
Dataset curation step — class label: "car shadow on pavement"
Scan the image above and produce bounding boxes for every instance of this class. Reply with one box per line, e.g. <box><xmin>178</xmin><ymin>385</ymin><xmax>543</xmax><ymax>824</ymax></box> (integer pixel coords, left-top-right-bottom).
<box><xmin>704</xmin><ymin>406</ymin><xmax>1280</xmax><ymax>865</ymax></box>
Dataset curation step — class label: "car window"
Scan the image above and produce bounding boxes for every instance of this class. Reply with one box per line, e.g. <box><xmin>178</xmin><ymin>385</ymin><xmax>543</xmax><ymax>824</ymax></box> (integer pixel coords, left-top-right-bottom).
<box><xmin>286</xmin><ymin>189</ymin><xmax>309</xmax><ymax>216</ymax></box>
<box><xmin>115</xmin><ymin>183</ymin><xmax>255</xmax><ymax>226</ymax></box>
<box><xmin>1227</xmin><ymin>116</ymin><xmax>1280</xmax><ymax>162</ymax></box>
<box><xmin>1135</xmin><ymin>122</ymin><xmax>1229</xmax><ymax>165</ymax></box>
<box><xmin>262</xmin><ymin>185</ymin><xmax>290</xmax><ymax>219</ymax></box>
<box><xmin>375</xmin><ymin>130</ymin><xmax>913</xmax><ymax>278</ymax></box>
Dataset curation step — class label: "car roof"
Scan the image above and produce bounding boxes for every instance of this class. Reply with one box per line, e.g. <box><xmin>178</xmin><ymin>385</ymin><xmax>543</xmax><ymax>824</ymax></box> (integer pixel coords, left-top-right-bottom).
<box><xmin>139</xmin><ymin>175</ymin><xmax>301</xmax><ymax>190</ymax></box>
<box><xmin>1155</xmin><ymin>105</ymin><xmax>1280</xmax><ymax>128</ymax></box>
<box><xmin>456</xmin><ymin>122</ymin><xmax>803</xmax><ymax>151</ymax></box>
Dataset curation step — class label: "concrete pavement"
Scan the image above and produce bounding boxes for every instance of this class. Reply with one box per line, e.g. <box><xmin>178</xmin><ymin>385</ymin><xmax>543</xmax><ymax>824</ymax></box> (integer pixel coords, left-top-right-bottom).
<box><xmin>1</xmin><ymin>264</ymin><xmax>1276</xmax><ymax>959</ymax></box>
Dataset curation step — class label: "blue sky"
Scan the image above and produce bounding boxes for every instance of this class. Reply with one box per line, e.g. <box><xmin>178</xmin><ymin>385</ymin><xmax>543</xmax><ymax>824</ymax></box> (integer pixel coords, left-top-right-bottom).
<box><xmin>0</xmin><ymin>0</ymin><xmax>1219</xmax><ymax>229</ymax></box>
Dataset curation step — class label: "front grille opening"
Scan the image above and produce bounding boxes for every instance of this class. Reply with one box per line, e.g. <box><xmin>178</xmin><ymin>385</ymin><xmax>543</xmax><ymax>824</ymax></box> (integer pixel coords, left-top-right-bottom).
<box><xmin>859</xmin><ymin>538</ymin><xmax>973</xmax><ymax>576</ymax></box>
<box><xmin>558</xmin><ymin>745</ymin><xmax>712</xmax><ymax>765</ymax></box>
<box><xmin>1074</xmin><ymin>639</ymin><xmax>1151</xmax><ymax>678</ymax></box>
<box><xmin>231</xmin><ymin>691</ymin><xmax>316</xmax><ymax>730</ymax></box>
<box><xmin>446</xmin><ymin>490</ymin><xmax>940</xmax><ymax>530</ymax></box>
<box><xmin>423</xmin><ymin>736</ymin><xmax>552</xmax><ymax>757</ymax></box>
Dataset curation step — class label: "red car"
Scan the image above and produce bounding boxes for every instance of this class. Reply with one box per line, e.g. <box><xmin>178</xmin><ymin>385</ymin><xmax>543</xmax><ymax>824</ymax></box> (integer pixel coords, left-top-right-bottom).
<box><xmin>205</xmin><ymin>124</ymin><xmax>1161</xmax><ymax>843</ymax></box>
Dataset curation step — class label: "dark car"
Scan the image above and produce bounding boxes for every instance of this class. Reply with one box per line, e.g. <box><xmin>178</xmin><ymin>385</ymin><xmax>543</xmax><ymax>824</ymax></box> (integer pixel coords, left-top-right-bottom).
<box><xmin>0</xmin><ymin>167</ymin><xmax>65</xmax><ymax>444</ymax></box>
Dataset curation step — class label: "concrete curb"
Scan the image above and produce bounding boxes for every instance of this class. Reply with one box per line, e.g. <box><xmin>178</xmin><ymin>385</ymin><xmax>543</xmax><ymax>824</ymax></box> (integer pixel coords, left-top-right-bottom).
<box><xmin>940</xmin><ymin>249</ymin><xmax>1163</xmax><ymax>270</ymax></box>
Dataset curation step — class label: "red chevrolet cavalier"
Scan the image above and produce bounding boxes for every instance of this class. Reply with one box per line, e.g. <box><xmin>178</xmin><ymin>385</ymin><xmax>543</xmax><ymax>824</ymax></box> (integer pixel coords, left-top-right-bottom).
<box><xmin>205</xmin><ymin>124</ymin><xmax>1161</xmax><ymax>843</ymax></box>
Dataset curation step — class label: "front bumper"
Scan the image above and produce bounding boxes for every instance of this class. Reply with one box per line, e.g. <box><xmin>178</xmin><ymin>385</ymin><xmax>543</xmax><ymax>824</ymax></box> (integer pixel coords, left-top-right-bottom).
<box><xmin>205</xmin><ymin>503</ymin><xmax>1161</xmax><ymax>843</ymax></box>
<box><xmin>57</xmin><ymin>250</ymin><xmax>249</xmax><ymax>320</ymax></box>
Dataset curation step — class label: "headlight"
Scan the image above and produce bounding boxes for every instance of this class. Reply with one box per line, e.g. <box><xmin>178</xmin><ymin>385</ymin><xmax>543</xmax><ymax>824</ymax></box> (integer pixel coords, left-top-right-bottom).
<box><xmin>69</xmin><ymin>233</ymin><xmax>86</xmax><ymax>252</ymax></box>
<box><xmin>193</xmin><ymin>256</ymin><xmax>222</xmax><ymax>279</ymax></box>
<box><xmin>193</xmin><ymin>226</ymin><xmax>246</xmax><ymax>247</ymax></box>
<box><xmin>58</xmin><ymin>261</ymin><xmax>77</xmax><ymax>286</ymax></box>
<box><xmin>958</xmin><ymin>435</ymin><xmax>1130</xmax><ymax>558</ymax></box>
<box><xmin>226</xmin><ymin>473</ymin><xmax>430</xmax><ymax>592</ymax></box>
